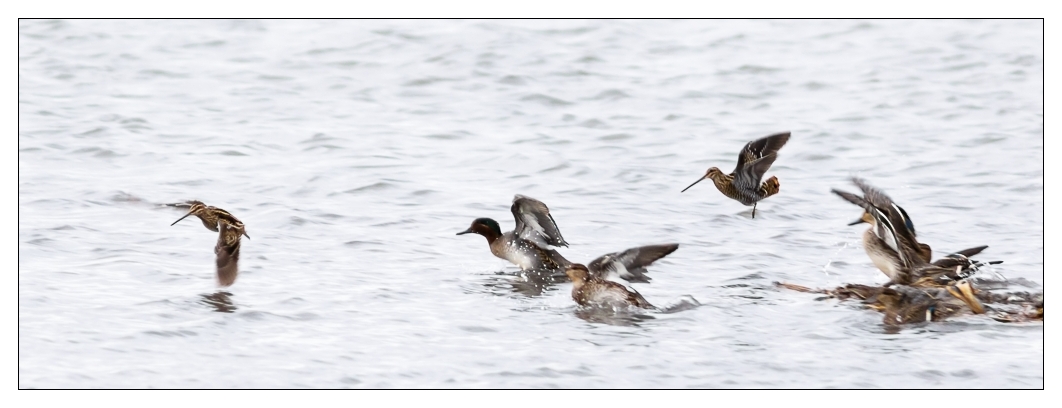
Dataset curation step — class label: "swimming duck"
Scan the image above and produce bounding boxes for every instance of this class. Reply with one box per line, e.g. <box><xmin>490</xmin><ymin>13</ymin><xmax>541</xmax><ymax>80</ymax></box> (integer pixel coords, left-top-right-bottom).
<box><xmin>562</xmin><ymin>244</ymin><xmax>679</xmax><ymax>308</ymax></box>
<box><xmin>565</xmin><ymin>263</ymin><xmax>655</xmax><ymax>309</ymax></box>
<box><xmin>831</xmin><ymin>178</ymin><xmax>1000</xmax><ymax>286</ymax></box>
<box><xmin>457</xmin><ymin>195</ymin><xmax>571</xmax><ymax>272</ymax></box>
<box><xmin>170</xmin><ymin>201</ymin><xmax>249</xmax><ymax>287</ymax></box>
<box><xmin>681</xmin><ymin>131</ymin><xmax>790</xmax><ymax>218</ymax></box>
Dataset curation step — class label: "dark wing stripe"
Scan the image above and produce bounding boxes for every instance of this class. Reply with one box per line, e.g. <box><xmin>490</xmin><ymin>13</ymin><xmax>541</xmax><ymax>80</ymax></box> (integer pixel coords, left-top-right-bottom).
<box><xmin>869</xmin><ymin>207</ymin><xmax>909</xmax><ymax>268</ymax></box>
<box><xmin>851</xmin><ymin>178</ymin><xmax>922</xmax><ymax>263</ymax></box>
<box><xmin>734</xmin><ymin>152</ymin><xmax>778</xmax><ymax>192</ymax></box>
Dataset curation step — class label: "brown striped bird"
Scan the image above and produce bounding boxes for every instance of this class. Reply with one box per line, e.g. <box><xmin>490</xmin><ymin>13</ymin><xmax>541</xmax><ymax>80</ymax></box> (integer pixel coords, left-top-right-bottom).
<box><xmin>681</xmin><ymin>131</ymin><xmax>790</xmax><ymax>218</ymax></box>
<box><xmin>170</xmin><ymin>201</ymin><xmax>250</xmax><ymax>287</ymax></box>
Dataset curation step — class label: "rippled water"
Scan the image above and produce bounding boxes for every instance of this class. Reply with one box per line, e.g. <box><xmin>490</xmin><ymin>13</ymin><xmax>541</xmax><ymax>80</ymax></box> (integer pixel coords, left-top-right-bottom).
<box><xmin>18</xmin><ymin>19</ymin><xmax>1043</xmax><ymax>388</ymax></box>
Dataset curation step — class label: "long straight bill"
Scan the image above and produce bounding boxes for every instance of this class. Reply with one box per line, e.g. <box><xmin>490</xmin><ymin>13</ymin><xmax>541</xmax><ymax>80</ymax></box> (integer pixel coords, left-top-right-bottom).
<box><xmin>171</xmin><ymin>211</ymin><xmax>195</xmax><ymax>226</ymax></box>
<box><xmin>681</xmin><ymin>176</ymin><xmax>707</xmax><ymax>193</ymax></box>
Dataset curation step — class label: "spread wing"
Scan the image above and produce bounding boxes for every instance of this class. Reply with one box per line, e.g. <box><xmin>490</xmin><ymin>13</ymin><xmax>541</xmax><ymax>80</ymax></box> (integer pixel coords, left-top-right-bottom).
<box><xmin>733</xmin><ymin>153</ymin><xmax>779</xmax><ymax>192</ymax></box>
<box><xmin>732</xmin><ymin>132</ymin><xmax>789</xmax><ymax>186</ymax></box>
<box><xmin>831</xmin><ymin>188</ymin><xmax>869</xmax><ymax>207</ymax></box>
<box><xmin>924</xmin><ymin>245</ymin><xmax>1001</xmax><ymax>281</ymax></box>
<box><xmin>587</xmin><ymin>244</ymin><xmax>679</xmax><ymax>283</ymax></box>
<box><xmin>852</xmin><ymin>178</ymin><xmax>918</xmax><ymax>238</ymax></box>
<box><xmin>511</xmin><ymin>194</ymin><xmax>568</xmax><ymax>247</ymax></box>
<box><xmin>845</xmin><ymin>178</ymin><xmax>923</xmax><ymax>268</ymax></box>
<box><xmin>944</xmin><ymin>245</ymin><xmax>989</xmax><ymax>260</ymax></box>
<box><xmin>214</xmin><ymin>222</ymin><xmax>244</xmax><ymax>287</ymax></box>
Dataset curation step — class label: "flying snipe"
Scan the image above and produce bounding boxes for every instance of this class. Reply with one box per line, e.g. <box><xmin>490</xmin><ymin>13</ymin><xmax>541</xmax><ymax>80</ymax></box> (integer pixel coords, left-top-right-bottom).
<box><xmin>681</xmin><ymin>132</ymin><xmax>790</xmax><ymax>218</ymax></box>
<box><xmin>170</xmin><ymin>201</ymin><xmax>250</xmax><ymax>287</ymax></box>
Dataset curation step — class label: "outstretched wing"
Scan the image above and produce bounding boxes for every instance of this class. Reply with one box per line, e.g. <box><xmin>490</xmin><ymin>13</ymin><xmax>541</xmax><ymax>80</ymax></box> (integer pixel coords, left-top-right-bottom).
<box><xmin>732</xmin><ymin>132</ymin><xmax>789</xmax><ymax>191</ymax></box>
<box><xmin>733</xmin><ymin>132</ymin><xmax>789</xmax><ymax>174</ymax></box>
<box><xmin>588</xmin><ymin>244</ymin><xmax>679</xmax><ymax>283</ymax></box>
<box><xmin>944</xmin><ymin>245</ymin><xmax>989</xmax><ymax>260</ymax></box>
<box><xmin>831</xmin><ymin>188</ymin><xmax>869</xmax><ymax>207</ymax></box>
<box><xmin>852</xmin><ymin>179</ymin><xmax>917</xmax><ymax>238</ymax></box>
<box><xmin>734</xmin><ymin>153</ymin><xmax>779</xmax><ymax>192</ymax></box>
<box><xmin>214</xmin><ymin>222</ymin><xmax>244</xmax><ymax>287</ymax></box>
<box><xmin>848</xmin><ymin>178</ymin><xmax>922</xmax><ymax>267</ymax></box>
<box><xmin>511</xmin><ymin>195</ymin><xmax>568</xmax><ymax>247</ymax></box>
<box><xmin>924</xmin><ymin>245</ymin><xmax>1001</xmax><ymax>282</ymax></box>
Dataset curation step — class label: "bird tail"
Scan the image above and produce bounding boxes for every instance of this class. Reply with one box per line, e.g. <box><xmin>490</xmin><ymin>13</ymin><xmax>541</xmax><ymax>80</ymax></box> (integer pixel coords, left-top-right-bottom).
<box><xmin>761</xmin><ymin>176</ymin><xmax>781</xmax><ymax>198</ymax></box>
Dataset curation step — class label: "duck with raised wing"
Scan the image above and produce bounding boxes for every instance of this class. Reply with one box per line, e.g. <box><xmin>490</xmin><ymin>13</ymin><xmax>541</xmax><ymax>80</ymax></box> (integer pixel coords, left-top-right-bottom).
<box><xmin>831</xmin><ymin>178</ymin><xmax>1000</xmax><ymax>287</ymax></box>
<box><xmin>681</xmin><ymin>131</ymin><xmax>790</xmax><ymax>218</ymax></box>
<box><xmin>170</xmin><ymin>201</ymin><xmax>250</xmax><ymax>287</ymax></box>
<box><xmin>457</xmin><ymin>195</ymin><xmax>571</xmax><ymax>272</ymax></box>
<box><xmin>458</xmin><ymin>196</ymin><xmax>680</xmax><ymax>288</ymax></box>
<box><xmin>563</xmin><ymin>243</ymin><xmax>679</xmax><ymax>308</ymax></box>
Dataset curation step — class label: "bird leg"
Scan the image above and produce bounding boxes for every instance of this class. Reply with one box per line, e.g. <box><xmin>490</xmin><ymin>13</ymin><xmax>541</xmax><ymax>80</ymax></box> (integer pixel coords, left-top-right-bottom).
<box><xmin>752</xmin><ymin>203</ymin><xmax>757</xmax><ymax>219</ymax></box>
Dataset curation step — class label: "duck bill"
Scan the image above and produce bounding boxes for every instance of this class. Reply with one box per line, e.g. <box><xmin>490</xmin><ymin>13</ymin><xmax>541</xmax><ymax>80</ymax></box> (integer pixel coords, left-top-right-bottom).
<box><xmin>680</xmin><ymin>176</ymin><xmax>707</xmax><ymax>193</ymax></box>
<box><xmin>456</xmin><ymin>228</ymin><xmax>473</xmax><ymax>236</ymax></box>
<box><xmin>848</xmin><ymin>212</ymin><xmax>873</xmax><ymax>226</ymax></box>
<box><xmin>171</xmin><ymin>211</ymin><xmax>195</xmax><ymax>226</ymax></box>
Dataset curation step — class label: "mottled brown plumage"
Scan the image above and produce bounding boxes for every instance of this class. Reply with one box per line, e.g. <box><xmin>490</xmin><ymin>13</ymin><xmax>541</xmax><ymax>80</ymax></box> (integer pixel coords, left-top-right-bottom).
<box><xmin>778</xmin><ymin>281</ymin><xmax>996</xmax><ymax>326</ymax></box>
<box><xmin>681</xmin><ymin>132</ymin><xmax>790</xmax><ymax>218</ymax></box>
<box><xmin>833</xmin><ymin>178</ymin><xmax>1001</xmax><ymax>287</ymax></box>
<box><xmin>565</xmin><ymin>264</ymin><xmax>654</xmax><ymax>309</ymax></box>
<box><xmin>171</xmin><ymin>201</ymin><xmax>249</xmax><ymax>287</ymax></box>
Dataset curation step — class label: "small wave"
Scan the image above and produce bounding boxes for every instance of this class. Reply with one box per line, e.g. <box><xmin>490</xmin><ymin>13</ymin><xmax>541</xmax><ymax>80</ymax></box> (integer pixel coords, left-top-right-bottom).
<box><xmin>520</xmin><ymin>94</ymin><xmax>572</xmax><ymax>107</ymax></box>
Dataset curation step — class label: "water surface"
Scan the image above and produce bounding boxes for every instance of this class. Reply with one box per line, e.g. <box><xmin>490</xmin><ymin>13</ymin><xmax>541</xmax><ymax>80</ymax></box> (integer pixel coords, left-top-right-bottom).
<box><xmin>18</xmin><ymin>19</ymin><xmax>1043</xmax><ymax>388</ymax></box>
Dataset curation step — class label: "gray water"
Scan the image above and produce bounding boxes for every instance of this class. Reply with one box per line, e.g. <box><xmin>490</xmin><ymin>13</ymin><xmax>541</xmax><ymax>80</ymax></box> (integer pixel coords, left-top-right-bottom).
<box><xmin>18</xmin><ymin>19</ymin><xmax>1043</xmax><ymax>388</ymax></box>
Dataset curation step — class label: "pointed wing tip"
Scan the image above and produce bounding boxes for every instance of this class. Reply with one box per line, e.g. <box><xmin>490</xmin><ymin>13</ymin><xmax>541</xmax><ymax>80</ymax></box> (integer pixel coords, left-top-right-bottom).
<box><xmin>661</xmin><ymin>243</ymin><xmax>680</xmax><ymax>255</ymax></box>
<box><xmin>831</xmin><ymin>189</ymin><xmax>865</xmax><ymax>206</ymax></box>
<box><xmin>769</xmin><ymin>131</ymin><xmax>791</xmax><ymax>142</ymax></box>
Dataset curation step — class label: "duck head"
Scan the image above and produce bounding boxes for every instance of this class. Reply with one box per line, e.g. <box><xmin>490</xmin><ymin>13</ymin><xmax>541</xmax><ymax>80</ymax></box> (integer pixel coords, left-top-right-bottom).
<box><xmin>456</xmin><ymin>218</ymin><xmax>503</xmax><ymax>242</ymax></box>
<box><xmin>564</xmin><ymin>263</ymin><xmax>590</xmax><ymax>287</ymax></box>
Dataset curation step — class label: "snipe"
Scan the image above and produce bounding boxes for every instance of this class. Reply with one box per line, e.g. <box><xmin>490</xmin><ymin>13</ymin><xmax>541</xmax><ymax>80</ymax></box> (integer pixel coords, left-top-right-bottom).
<box><xmin>170</xmin><ymin>201</ymin><xmax>250</xmax><ymax>287</ymax></box>
<box><xmin>681</xmin><ymin>131</ymin><xmax>790</xmax><ymax>218</ymax></box>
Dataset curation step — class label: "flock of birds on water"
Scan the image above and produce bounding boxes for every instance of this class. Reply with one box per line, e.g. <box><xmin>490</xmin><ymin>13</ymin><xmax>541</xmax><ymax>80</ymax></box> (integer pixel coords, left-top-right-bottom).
<box><xmin>166</xmin><ymin>131</ymin><xmax>1043</xmax><ymax>327</ymax></box>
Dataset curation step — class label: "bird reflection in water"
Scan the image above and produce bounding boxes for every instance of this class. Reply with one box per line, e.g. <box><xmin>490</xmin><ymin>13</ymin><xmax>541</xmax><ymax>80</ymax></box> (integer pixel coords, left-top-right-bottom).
<box><xmin>573</xmin><ymin>296</ymin><xmax>701</xmax><ymax>326</ymax></box>
<box><xmin>574</xmin><ymin>307</ymin><xmax>656</xmax><ymax>326</ymax></box>
<box><xmin>479</xmin><ymin>269</ymin><xmax>568</xmax><ymax>297</ymax></box>
<box><xmin>200</xmin><ymin>291</ymin><xmax>236</xmax><ymax>313</ymax></box>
